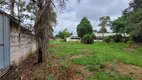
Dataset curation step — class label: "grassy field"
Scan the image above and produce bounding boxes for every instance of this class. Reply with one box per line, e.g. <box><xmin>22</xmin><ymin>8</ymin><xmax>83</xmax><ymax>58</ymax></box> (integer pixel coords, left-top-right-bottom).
<box><xmin>49</xmin><ymin>40</ymin><xmax>142</xmax><ymax>80</ymax></box>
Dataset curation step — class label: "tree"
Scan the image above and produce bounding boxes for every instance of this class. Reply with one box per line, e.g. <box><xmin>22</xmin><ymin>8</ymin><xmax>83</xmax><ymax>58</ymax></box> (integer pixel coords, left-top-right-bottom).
<box><xmin>57</xmin><ymin>28</ymin><xmax>71</xmax><ymax>41</ymax></box>
<box><xmin>77</xmin><ymin>17</ymin><xmax>93</xmax><ymax>38</ymax></box>
<box><xmin>35</xmin><ymin>0</ymin><xmax>81</xmax><ymax>63</ymax></box>
<box><xmin>111</xmin><ymin>17</ymin><xmax>126</xmax><ymax>34</ymax></box>
<box><xmin>123</xmin><ymin>0</ymin><xmax>142</xmax><ymax>43</ymax></box>
<box><xmin>98</xmin><ymin>28</ymin><xmax>108</xmax><ymax>33</ymax></box>
<box><xmin>0</xmin><ymin>0</ymin><xmax>80</xmax><ymax>63</ymax></box>
<box><xmin>98</xmin><ymin>16</ymin><xmax>111</xmax><ymax>39</ymax></box>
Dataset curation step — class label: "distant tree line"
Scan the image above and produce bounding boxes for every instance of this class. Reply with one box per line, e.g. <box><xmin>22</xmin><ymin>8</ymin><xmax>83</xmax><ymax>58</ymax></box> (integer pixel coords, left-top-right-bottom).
<box><xmin>55</xmin><ymin>28</ymin><xmax>73</xmax><ymax>42</ymax></box>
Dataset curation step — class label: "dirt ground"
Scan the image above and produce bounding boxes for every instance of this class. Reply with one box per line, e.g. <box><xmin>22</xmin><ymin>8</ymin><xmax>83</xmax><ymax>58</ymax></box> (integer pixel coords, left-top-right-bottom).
<box><xmin>6</xmin><ymin>53</ymin><xmax>90</xmax><ymax>80</ymax></box>
<box><xmin>104</xmin><ymin>60</ymin><xmax>142</xmax><ymax>80</ymax></box>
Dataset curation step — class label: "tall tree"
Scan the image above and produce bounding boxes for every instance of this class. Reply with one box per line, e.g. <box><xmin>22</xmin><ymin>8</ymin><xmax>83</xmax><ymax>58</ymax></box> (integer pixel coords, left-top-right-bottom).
<box><xmin>98</xmin><ymin>16</ymin><xmax>110</xmax><ymax>39</ymax></box>
<box><xmin>123</xmin><ymin>0</ymin><xmax>142</xmax><ymax>43</ymax></box>
<box><xmin>1</xmin><ymin>0</ymin><xmax>80</xmax><ymax>63</ymax></box>
<box><xmin>35</xmin><ymin>0</ymin><xmax>81</xmax><ymax>63</ymax></box>
<box><xmin>77</xmin><ymin>17</ymin><xmax>93</xmax><ymax>38</ymax></box>
<box><xmin>111</xmin><ymin>17</ymin><xmax>126</xmax><ymax>34</ymax></box>
<box><xmin>57</xmin><ymin>28</ymin><xmax>70</xmax><ymax>41</ymax></box>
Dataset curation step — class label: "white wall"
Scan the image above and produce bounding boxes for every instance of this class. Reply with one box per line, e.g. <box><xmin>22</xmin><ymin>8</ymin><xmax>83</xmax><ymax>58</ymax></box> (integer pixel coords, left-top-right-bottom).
<box><xmin>10</xmin><ymin>24</ymin><xmax>37</xmax><ymax>64</ymax></box>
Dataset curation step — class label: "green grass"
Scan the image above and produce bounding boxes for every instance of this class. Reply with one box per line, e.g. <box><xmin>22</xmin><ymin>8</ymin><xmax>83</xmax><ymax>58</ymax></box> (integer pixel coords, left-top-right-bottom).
<box><xmin>49</xmin><ymin>40</ymin><xmax>142</xmax><ymax>80</ymax></box>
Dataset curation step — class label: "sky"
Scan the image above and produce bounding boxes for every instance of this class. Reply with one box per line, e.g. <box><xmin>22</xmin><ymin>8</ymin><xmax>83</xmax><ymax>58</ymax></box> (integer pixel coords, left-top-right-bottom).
<box><xmin>54</xmin><ymin>0</ymin><xmax>130</xmax><ymax>35</ymax></box>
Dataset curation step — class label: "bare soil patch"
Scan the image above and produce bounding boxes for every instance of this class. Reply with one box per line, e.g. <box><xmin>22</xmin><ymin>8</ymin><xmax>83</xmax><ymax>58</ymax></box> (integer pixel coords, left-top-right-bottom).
<box><xmin>70</xmin><ymin>54</ymin><xmax>92</xmax><ymax>59</ymax></box>
<box><xmin>71</xmin><ymin>64</ymin><xmax>94</xmax><ymax>78</ymax></box>
<box><xmin>7</xmin><ymin>53</ymin><xmax>87</xmax><ymax>80</ymax></box>
<box><xmin>123</xmin><ymin>48</ymin><xmax>135</xmax><ymax>52</ymax></box>
<box><xmin>104</xmin><ymin>60</ymin><xmax>142</xmax><ymax>80</ymax></box>
<box><xmin>49</xmin><ymin>44</ymin><xmax>61</xmax><ymax>49</ymax></box>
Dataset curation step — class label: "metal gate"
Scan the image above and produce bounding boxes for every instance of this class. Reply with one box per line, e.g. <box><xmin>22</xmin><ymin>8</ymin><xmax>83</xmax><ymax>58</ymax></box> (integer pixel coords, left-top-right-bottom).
<box><xmin>0</xmin><ymin>13</ymin><xmax>10</xmax><ymax>74</ymax></box>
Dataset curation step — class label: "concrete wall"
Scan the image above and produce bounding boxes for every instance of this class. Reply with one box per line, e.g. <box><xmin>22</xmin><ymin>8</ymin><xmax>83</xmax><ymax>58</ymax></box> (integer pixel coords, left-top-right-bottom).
<box><xmin>10</xmin><ymin>23</ymin><xmax>37</xmax><ymax>64</ymax></box>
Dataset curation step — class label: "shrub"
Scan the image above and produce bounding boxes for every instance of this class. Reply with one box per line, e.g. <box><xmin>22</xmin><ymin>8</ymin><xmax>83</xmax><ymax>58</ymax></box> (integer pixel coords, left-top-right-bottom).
<box><xmin>131</xmin><ymin>35</ymin><xmax>142</xmax><ymax>43</ymax></box>
<box><xmin>91</xmin><ymin>33</ymin><xmax>96</xmax><ymax>39</ymax></box>
<box><xmin>122</xmin><ymin>37</ymin><xmax>130</xmax><ymax>43</ymax></box>
<box><xmin>112</xmin><ymin>34</ymin><xmax>122</xmax><ymax>43</ymax></box>
<box><xmin>104</xmin><ymin>36</ymin><xmax>112</xmax><ymax>43</ymax></box>
<box><xmin>82</xmin><ymin>34</ymin><xmax>94</xmax><ymax>44</ymax></box>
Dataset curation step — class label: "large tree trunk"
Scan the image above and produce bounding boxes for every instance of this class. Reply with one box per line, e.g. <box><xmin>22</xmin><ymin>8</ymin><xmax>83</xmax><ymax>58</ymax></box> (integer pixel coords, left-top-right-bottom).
<box><xmin>36</xmin><ymin>0</ymin><xmax>50</xmax><ymax>63</ymax></box>
<box><xmin>10</xmin><ymin>0</ymin><xmax>15</xmax><ymax>16</ymax></box>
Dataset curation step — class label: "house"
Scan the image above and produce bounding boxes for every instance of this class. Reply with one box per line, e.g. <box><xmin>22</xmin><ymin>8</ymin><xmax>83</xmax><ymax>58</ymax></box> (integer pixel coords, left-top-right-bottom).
<box><xmin>70</xmin><ymin>34</ymin><xmax>80</xmax><ymax>39</ymax></box>
<box><xmin>69</xmin><ymin>33</ymin><xmax>129</xmax><ymax>40</ymax></box>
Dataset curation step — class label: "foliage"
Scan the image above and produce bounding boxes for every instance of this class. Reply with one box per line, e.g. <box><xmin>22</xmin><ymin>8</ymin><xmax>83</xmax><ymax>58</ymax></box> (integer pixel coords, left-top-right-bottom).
<box><xmin>104</xmin><ymin>36</ymin><xmax>112</xmax><ymax>43</ymax></box>
<box><xmin>77</xmin><ymin>17</ymin><xmax>93</xmax><ymax>38</ymax></box>
<box><xmin>112</xmin><ymin>34</ymin><xmax>122</xmax><ymax>43</ymax></box>
<box><xmin>111</xmin><ymin>17</ymin><xmax>126</xmax><ymax>34</ymax></box>
<box><xmin>123</xmin><ymin>0</ymin><xmax>142</xmax><ymax>43</ymax></box>
<box><xmin>98</xmin><ymin>27</ymin><xmax>108</xmax><ymax>33</ymax></box>
<box><xmin>91</xmin><ymin>33</ymin><xmax>96</xmax><ymax>39</ymax></box>
<box><xmin>98</xmin><ymin>16</ymin><xmax>111</xmax><ymax>39</ymax></box>
<box><xmin>104</xmin><ymin>35</ymin><xmax>123</xmax><ymax>43</ymax></box>
<box><xmin>81</xmin><ymin>34</ymin><xmax>95</xmax><ymax>44</ymax></box>
<box><xmin>56</xmin><ymin>28</ymin><xmax>72</xmax><ymax>42</ymax></box>
<box><xmin>128</xmin><ymin>9</ymin><xmax>142</xmax><ymax>43</ymax></box>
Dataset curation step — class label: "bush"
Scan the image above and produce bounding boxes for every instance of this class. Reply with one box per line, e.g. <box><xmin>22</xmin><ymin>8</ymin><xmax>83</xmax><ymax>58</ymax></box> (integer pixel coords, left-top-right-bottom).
<box><xmin>122</xmin><ymin>37</ymin><xmax>130</xmax><ymax>43</ymax></box>
<box><xmin>91</xmin><ymin>33</ymin><xmax>96</xmax><ymax>39</ymax></box>
<box><xmin>112</xmin><ymin>34</ymin><xmax>122</xmax><ymax>43</ymax></box>
<box><xmin>131</xmin><ymin>35</ymin><xmax>142</xmax><ymax>43</ymax></box>
<box><xmin>104</xmin><ymin>34</ymin><xmax>124</xmax><ymax>43</ymax></box>
<box><xmin>81</xmin><ymin>34</ymin><xmax>94</xmax><ymax>44</ymax></box>
<box><xmin>104</xmin><ymin>36</ymin><xmax>112</xmax><ymax>43</ymax></box>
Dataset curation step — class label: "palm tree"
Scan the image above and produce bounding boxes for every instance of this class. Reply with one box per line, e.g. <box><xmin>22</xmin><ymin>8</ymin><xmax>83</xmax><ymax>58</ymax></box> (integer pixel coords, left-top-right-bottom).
<box><xmin>98</xmin><ymin>16</ymin><xmax>110</xmax><ymax>39</ymax></box>
<box><xmin>35</xmin><ymin>0</ymin><xmax>81</xmax><ymax>63</ymax></box>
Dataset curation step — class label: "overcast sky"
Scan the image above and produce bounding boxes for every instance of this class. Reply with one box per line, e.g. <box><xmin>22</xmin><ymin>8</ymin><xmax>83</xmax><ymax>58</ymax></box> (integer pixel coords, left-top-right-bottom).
<box><xmin>54</xmin><ymin>0</ymin><xmax>130</xmax><ymax>35</ymax></box>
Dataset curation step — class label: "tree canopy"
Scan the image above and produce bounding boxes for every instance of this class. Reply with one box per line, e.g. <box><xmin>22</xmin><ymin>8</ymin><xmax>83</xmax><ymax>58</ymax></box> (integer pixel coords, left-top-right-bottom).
<box><xmin>57</xmin><ymin>28</ymin><xmax>71</xmax><ymax>39</ymax></box>
<box><xmin>98</xmin><ymin>16</ymin><xmax>110</xmax><ymax>38</ymax></box>
<box><xmin>111</xmin><ymin>17</ymin><xmax>126</xmax><ymax>33</ymax></box>
<box><xmin>77</xmin><ymin>17</ymin><xmax>93</xmax><ymax>38</ymax></box>
<box><xmin>122</xmin><ymin>0</ymin><xmax>142</xmax><ymax>43</ymax></box>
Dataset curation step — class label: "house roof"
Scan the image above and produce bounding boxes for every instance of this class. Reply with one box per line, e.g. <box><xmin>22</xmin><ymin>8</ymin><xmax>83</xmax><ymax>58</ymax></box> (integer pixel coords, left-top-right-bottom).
<box><xmin>70</xmin><ymin>33</ymin><xmax>129</xmax><ymax>39</ymax></box>
<box><xmin>70</xmin><ymin>34</ymin><xmax>80</xmax><ymax>39</ymax></box>
<box><xmin>94</xmin><ymin>33</ymin><xmax>129</xmax><ymax>37</ymax></box>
